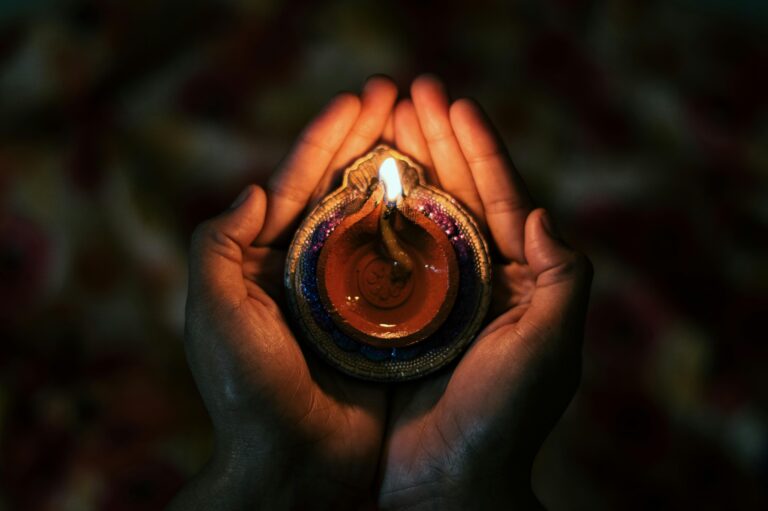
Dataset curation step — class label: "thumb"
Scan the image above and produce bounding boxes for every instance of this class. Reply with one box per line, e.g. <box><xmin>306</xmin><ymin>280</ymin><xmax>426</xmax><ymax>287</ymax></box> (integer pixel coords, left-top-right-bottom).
<box><xmin>188</xmin><ymin>185</ymin><xmax>267</xmax><ymax>306</ymax></box>
<box><xmin>520</xmin><ymin>208</ymin><xmax>593</xmax><ymax>346</ymax></box>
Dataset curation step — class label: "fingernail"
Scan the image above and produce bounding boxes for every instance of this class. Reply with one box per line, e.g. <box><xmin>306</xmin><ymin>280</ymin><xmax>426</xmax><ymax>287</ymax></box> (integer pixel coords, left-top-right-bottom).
<box><xmin>540</xmin><ymin>209</ymin><xmax>562</xmax><ymax>240</ymax></box>
<box><xmin>231</xmin><ymin>185</ymin><xmax>253</xmax><ymax>209</ymax></box>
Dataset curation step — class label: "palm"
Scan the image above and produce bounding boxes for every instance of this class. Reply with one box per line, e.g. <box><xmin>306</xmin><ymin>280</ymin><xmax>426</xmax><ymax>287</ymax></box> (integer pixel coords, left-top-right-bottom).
<box><xmin>180</xmin><ymin>78</ymin><xmax>399</xmax><ymax>509</ymax></box>
<box><xmin>378</xmin><ymin>76</ymin><xmax>590</xmax><ymax>508</ymax></box>
<box><xmin>233</xmin><ymin>244</ymin><xmax>385</xmax><ymax>492</ymax></box>
<box><xmin>381</xmin><ymin>237</ymin><xmax>550</xmax><ymax>498</ymax></box>
<box><xmin>179</xmin><ymin>75</ymin><xmax>590</xmax><ymax>510</ymax></box>
<box><xmin>186</xmin><ymin>239</ymin><xmax>386</xmax><ymax>503</ymax></box>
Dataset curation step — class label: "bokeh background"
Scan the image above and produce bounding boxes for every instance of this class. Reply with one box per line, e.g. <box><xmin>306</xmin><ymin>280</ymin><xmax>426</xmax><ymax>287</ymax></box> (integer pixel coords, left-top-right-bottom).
<box><xmin>1</xmin><ymin>0</ymin><xmax>766</xmax><ymax>509</ymax></box>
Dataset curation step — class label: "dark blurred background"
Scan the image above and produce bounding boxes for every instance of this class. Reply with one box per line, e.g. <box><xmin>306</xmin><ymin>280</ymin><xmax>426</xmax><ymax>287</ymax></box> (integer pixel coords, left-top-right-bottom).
<box><xmin>1</xmin><ymin>0</ymin><xmax>766</xmax><ymax>509</ymax></box>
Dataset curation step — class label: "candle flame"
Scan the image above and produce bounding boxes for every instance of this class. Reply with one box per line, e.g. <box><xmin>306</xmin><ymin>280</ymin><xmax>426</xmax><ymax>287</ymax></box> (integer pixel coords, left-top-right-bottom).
<box><xmin>378</xmin><ymin>157</ymin><xmax>402</xmax><ymax>201</ymax></box>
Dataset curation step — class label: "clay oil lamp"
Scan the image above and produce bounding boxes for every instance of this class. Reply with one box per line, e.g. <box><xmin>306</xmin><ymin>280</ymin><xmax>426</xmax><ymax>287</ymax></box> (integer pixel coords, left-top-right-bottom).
<box><xmin>285</xmin><ymin>145</ymin><xmax>491</xmax><ymax>381</ymax></box>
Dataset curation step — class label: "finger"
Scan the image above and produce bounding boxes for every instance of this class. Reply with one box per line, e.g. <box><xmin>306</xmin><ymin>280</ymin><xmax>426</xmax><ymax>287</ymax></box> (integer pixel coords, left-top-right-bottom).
<box><xmin>381</xmin><ymin>111</ymin><xmax>395</xmax><ymax>144</ymax></box>
<box><xmin>311</xmin><ymin>75</ymin><xmax>398</xmax><ymax>202</ymax></box>
<box><xmin>394</xmin><ymin>98</ymin><xmax>438</xmax><ymax>185</ymax></box>
<box><xmin>411</xmin><ymin>74</ymin><xmax>484</xmax><ymax>221</ymax></box>
<box><xmin>329</xmin><ymin>75</ymin><xmax>398</xmax><ymax>169</ymax></box>
<box><xmin>520</xmin><ymin>209</ymin><xmax>593</xmax><ymax>347</ymax></box>
<box><xmin>450</xmin><ymin>98</ymin><xmax>533</xmax><ymax>263</ymax></box>
<box><xmin>188</xmin><ymin>185</ymin><xmax>268</xmax><ymax>307</ymax></box>
<box><xmin>255</xmin><ymin>93</ymin><xmax>361</xmax><ymax>245</ymax></box>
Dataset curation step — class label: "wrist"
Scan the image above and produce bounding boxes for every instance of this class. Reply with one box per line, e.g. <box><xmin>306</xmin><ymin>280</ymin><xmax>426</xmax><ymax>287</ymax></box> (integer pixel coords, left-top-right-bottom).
<box><xmin>167</xmin><ymin>430</ymin><xmax>300</xmax><ymax>511</ymax></box>
<box><xmin>169</xmin><ymin>432</ymin><xmax>373</xmax><ymax>511</ymax></box>
<box><xmin>166</xmin><ymin>441</ymin><xmax>285</xmax><ymax>511</ymax></box>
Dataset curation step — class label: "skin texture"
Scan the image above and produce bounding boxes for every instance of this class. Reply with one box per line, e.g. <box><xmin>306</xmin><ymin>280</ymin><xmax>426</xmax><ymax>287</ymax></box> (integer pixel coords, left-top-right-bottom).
<box><xmin>168</xmin><ymin>75</ymin><xmax>592</xmax><ymax>511</ymax></box>
<box><xmin>379</xmin><ymin>76</ymin><xmax>592</xmax><ymax>510</ymax></box>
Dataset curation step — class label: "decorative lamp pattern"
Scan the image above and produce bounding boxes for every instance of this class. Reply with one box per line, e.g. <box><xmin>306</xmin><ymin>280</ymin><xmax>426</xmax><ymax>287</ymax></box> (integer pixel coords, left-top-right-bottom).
<box><xmin>284</xmin><ymin>145</ymin><xmax>491</xmax><ymax>381</ymax></box>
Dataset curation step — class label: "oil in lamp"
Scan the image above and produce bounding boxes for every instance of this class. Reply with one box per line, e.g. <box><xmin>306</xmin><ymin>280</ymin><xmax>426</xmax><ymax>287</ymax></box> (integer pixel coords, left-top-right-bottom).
<box><xmin>285</xmin><ymin>145</ymin><xmax>491</xmax><ymax>381</ymax></box>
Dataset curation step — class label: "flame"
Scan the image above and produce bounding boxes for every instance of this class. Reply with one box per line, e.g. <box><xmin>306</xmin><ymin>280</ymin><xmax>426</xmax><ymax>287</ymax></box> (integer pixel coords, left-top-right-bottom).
<box><xmin>378</xmin><ymin>157</ymin><xmax>402</xmax><ymax>201</ymax></box>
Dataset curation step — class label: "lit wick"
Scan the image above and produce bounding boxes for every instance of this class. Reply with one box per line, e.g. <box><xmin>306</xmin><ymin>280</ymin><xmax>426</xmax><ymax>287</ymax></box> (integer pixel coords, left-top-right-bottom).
<box><xmin>378</xmin><ymin>157</ymin><xmax>413</xmax><ymax>280</ymax></box>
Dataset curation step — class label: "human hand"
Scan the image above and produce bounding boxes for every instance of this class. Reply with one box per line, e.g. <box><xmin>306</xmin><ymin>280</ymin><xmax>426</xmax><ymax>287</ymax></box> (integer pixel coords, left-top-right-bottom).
<box><xmin>169</xmin><ymin>77</ymin><xmax>398</xmax><ymax>511</ymax></box>
<box><xmin>378</xmin><ymin>76</ymin><xmax>593</xmax><ymax>510</ymax></box>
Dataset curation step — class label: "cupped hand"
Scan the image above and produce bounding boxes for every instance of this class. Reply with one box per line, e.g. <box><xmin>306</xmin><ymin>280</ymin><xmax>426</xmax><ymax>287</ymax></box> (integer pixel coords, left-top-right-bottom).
<box><xmin>170</xmin><ymin>73</ymin><xmax>592</xmax><ymax>511</ymax></box>
<box><xmin>169</xmin><ymin>77</ymin><xmax>398</xmax><ymax>511</ymax></box>
<box><xmin>378</xmin><ymin>76</ymin><xmax>593</xmax><ymax>510</ymax></box>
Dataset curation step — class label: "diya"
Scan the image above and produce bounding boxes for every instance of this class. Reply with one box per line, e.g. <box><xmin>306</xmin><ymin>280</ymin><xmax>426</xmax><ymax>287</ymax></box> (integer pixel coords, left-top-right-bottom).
<box><xmin>284</xmin><ymin>145</ymin><xmax>491</xmax><ymax>381</ymax></box>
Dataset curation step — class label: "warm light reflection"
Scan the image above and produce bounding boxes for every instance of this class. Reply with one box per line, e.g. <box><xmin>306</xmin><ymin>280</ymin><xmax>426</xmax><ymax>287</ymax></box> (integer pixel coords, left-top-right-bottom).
<box><xmin>378</xmin><ymin>157</ymin><xmax>402</xmax><ymax>201</ymax></box>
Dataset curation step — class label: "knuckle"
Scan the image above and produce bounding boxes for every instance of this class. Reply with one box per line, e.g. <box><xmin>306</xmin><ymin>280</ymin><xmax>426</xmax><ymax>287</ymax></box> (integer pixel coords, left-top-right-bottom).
<box><xmin>190</xmin><ymin>220</ymin><xmax>216</xmax><ymax>250</ymax></box>
<box><xmin>350</xmin><ymin>123</ymin><xmax>380</xmax><ymax>140</ymax></box>
<box><xmin>550</xmin><ymin>251</ymin><xmax>592</xmax><ymax>281</ymax></box>
<box><xmin>268</xmin><ymin>179</ymin><xmax>309</xmax><ymax>205</ymax></box>
<box><xmin>190</xmin><ymin>219</ymin><xmax>236</xmax><ymax>255</ymax></box>
<box><xmin>483</xmin><ymin>196</ymin><xmax>527</xmax><ymax>217</ymax></box>
<box><xmin>465</xmin><ymin>150</ymin><xmax>501</xmax><ymax>166</ymax></box>
<box><xmin>297</xmin><ymin>133</ymin><xmax>335</xmax><ymax>156</ymax></box>
<box><xmin>425</xmin><ymin>129</ymin><xmax>455</xmax><ymax>144</ymax></box>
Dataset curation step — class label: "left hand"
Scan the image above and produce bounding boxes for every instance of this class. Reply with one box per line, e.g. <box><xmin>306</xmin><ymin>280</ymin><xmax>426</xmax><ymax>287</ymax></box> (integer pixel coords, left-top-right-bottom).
<box><xmin>377</xmin><ymin>76</ymin><xmax>593</xmax><ymax>510</ymax></box>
